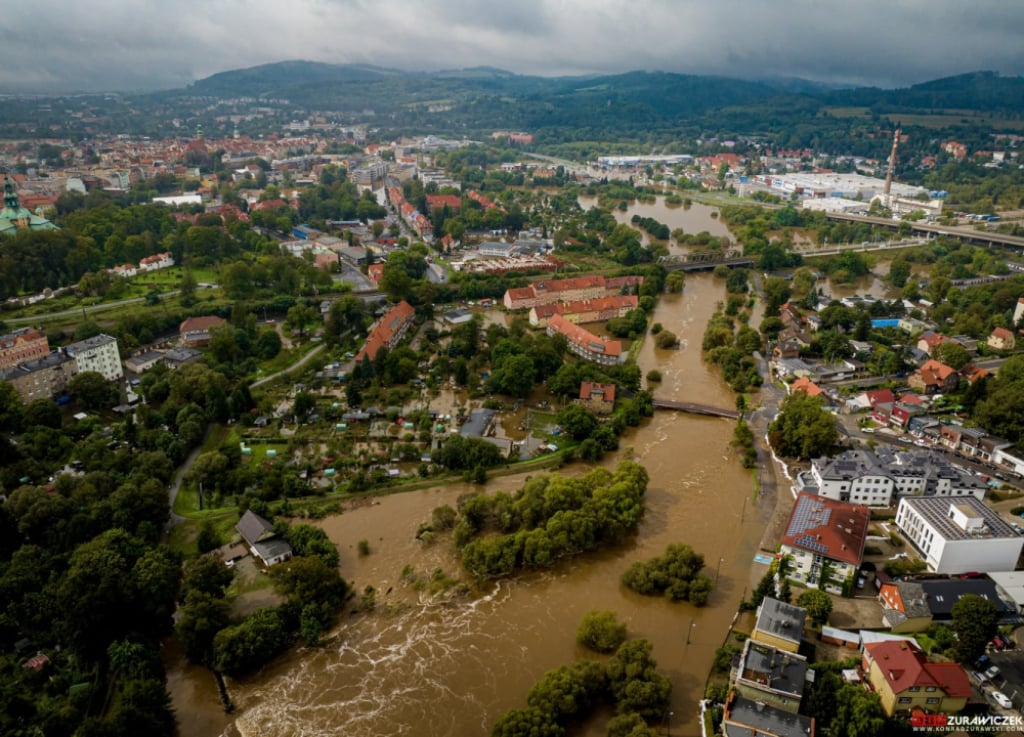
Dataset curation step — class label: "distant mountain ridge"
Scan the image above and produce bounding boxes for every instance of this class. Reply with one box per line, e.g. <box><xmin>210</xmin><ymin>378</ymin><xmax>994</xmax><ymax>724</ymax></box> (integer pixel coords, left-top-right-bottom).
<box><xmin>189</xmin><ymin>61</ymin><xmax>403</xmax><ymax>95</ymax></box>
<box><xmin>825</xmin><ymin>70</ymin><xmax>1024</xmax><ymax>111</ymax></box>
<box><xmin>186</xmin><ymin>60</ymin><xmax>1024</xmax><ymax>115</ymax></box>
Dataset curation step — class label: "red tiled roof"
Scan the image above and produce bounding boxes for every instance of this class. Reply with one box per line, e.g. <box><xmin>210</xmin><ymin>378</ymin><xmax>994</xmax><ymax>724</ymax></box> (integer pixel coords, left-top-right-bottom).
<box><xmin>506</xmin><ymin>287</ymin><xmax>535</xmax><ymax>302</ymax></box>
<box><xmin>252</xmin><ymin>198</ymin><xmax>288</xmax><ymax>211</ymax></box>
<box><xmin>792</xmin><ymin>376</ymin><xmax>822</xmax><ymax>397</ymax></box>
<box><xmin>426</xmin><ymin>194</ymin><xmax>461</xmax><ymax>211</ymax></box>
<box><xmin>866</xmin><ymin>641</ymin><xmax>971</xmax><ymax>698</ymax></box>
<box><xmin>547</xmin><ymin>314</ymin><xmax>621</xmax><ymax>358</ymax></box>
<box><xmin>579</xmin><ymin>381</ymin><xmax>615</xmax><ymax>402</ymax></box>
<box><xmin>782</xmin><ymin>492</ymin><xmax>870</xmax><ymax>567</ymax></box>
<box><xmin>356</xmin><ymin>300</ymin><xmax>415</xmax><ymax>363</ymax></box>
<box><xmin>604</xmin><ymin>275</ymin><xmax>644</xmax><ymax>291</ymax></box>
<box><xmin>180</xmin><ymin>315</ymin><xmax>225</xmax><ymax>334</ymax></box>
<box><xmin>961</xmin><ymin>365</ymin><xmax>989</xmax><ymax>383</ymax></box>
<box><xmin>534</xmin><ymin>275</ymin><xmax>605</xmax><ymax>293</ymax></box>
<box><xmin>537</xmin><ymin>295</ymin><xmax>638</xmax><ymax>318</ymax></box>
<box><xmin>865</xmin><ymin>389</ymin><xmax>895</xmax><ymax>407</ymax></box>
<box><xmin>915</xmin><ymin>359</ymin><xmax>956</xmax><ymax>386</ymax></box>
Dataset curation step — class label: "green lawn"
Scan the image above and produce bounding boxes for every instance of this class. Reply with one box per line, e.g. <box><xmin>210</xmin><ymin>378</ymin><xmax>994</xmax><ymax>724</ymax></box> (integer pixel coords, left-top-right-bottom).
<box><xmin>168</xmin><ymin>512</ymin><xmax>239</xmax><ymax>556</ymax></box>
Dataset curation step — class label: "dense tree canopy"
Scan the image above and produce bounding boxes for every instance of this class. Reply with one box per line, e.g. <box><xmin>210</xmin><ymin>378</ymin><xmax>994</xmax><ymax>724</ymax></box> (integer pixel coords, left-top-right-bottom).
<box><xmin>952</xmin><ymin>594</ymin><xmax>999</xmax><ymax>662</ymax></box>
<box><xmin>621</xmin><ymin>544</ymin><xmax>714</xmax><ymax>605</ymax></box>
<box><xmin>768</xmin><ymin>392</ymin><xmax>839</xmax><ymax>460</ymax></box>
<box><xmin>454</xmin><ymin>462</ymin><xmax>648</xmax><ymax>577</ymax></box>
<box><xmin>576</xmin><ymin>609</ymin><xmax>627</xmax><ymax>654</ymax></box>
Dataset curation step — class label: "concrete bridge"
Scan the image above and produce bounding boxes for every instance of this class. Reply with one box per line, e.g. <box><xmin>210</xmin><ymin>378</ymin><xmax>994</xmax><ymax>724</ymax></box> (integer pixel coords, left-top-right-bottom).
<box><xmin>823</xmin><ymin>212</ymin><xmax>1024</xmax><ymax>251</ymax></box>
<box><xmin>651</xmin><ymin>398</ymin><xmax>740</xmax><ymax>419</ymax></box>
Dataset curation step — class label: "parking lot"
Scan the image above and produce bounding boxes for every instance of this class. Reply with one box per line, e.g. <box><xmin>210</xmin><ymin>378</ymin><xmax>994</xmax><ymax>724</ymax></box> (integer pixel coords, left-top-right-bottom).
<box><xmin>975</xmin><ymin>648</ymin><xmax>1024</xmax><ymax>716</ymax></box>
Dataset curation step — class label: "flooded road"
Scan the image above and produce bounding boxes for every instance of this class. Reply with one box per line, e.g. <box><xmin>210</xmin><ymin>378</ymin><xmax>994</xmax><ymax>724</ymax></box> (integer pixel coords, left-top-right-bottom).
<box><xmin>172</xmin><ymin>274</ymin><xmax>772</xmax><ymax>737</ymax></box>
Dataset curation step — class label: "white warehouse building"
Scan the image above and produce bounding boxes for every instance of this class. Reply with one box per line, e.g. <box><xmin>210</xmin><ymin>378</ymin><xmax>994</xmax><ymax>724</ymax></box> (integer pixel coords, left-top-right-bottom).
<box><xmin>895</xmin><ymin>496</ymin><xmax>1023</xmax><ymax>574</ymax></box>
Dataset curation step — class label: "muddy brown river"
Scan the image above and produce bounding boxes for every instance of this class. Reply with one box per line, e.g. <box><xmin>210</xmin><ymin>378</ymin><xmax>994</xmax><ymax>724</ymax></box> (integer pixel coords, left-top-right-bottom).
<box><xmin>169</xmin><ymin>273</ymin><xmax>776</xmax><ymax>737</ymax></box>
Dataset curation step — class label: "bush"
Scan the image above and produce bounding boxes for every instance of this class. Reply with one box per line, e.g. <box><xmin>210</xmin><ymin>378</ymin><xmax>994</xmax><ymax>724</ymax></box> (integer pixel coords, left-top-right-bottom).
<box><xmin>797</xmin><ymin>589</ymin><xmax>833</xmax><ymax>626</ymax></box>
<box><xmin>576</xmin><ymin>610</ymin><xmax>627</xmax><ymax>654</ymax></box>
<box><xmin>653</xmin><ymin>330</ymin><xmax>678</xmax><ymax>349</ymax></box>
<box><xmin>431</xmin><ymin>504</ymin><xmax>457</xmax><ymax>530</ymax></box>
<box><xmin>357</xmin><ymin>539</ymin><xmax>370</xmax><ymax>556</ymax></box>
<box><xmin>646</xmin><ymin>370</ymin><xmax>662</xmax><ymax>383</ymax></box>
<box><xmin>621</xmin><ymin>543</ymin><xmax>714</xmax><ymax>605</ymax></box>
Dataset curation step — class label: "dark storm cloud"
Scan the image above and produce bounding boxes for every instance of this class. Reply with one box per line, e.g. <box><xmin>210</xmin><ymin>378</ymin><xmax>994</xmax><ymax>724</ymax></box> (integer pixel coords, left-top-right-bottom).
<box><xmin>0</xmin><ymin>0</ymin><xmax>1021</xmax><ymax>93</ymax></box>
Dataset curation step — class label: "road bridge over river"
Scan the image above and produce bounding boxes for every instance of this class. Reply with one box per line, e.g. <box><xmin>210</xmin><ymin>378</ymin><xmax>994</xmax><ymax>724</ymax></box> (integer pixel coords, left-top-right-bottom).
<box><xmin>824</xmin><ymin>212</ymin><xmax>1024</xmax><ymax>251</ymax></box>
<box><xmin>659</xmin><ymin>250</ymin><xmax>754</xmax><ymax>272</ymax></box>
<box><xmin>651</xmin><ymin>398</ymin><xmax>740</xmax><ymax>419</ymax></box>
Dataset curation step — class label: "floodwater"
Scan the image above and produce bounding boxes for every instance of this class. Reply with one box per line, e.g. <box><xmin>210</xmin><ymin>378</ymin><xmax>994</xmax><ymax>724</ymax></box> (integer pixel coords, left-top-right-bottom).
<box><xmin>170</xmin><ymin>274</ymin><xmax>771</xmax><ymax>737</ymax></box>
<box><xmin>577</xmin><ymin>194</ymin><xmax>733</xmax><ymax>248</ymax></box>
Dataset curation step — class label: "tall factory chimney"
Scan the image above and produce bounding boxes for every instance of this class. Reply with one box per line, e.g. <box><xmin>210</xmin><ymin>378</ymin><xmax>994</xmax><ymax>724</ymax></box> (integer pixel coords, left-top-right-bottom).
<box><xmin>883</xmin><ymin>129</ymin><xmax>901</xmax><ymax>209</ymax></box>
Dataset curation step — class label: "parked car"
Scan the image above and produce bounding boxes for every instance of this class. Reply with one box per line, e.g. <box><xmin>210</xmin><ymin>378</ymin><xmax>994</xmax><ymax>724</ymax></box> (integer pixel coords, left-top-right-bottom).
<box><xmin>992</xmin><ymin>691</ymin><xmax>1013</xmax><ymax>709</ymax></box>
<box><xmin>986</xmin><ymin>665</ymin><xmax>1002</xmax><ymax>680</ymax></box>
<box><xmin>971</xmin><ymin>671</ymin><xmax>990</xmax><ymax>684</ymax></box>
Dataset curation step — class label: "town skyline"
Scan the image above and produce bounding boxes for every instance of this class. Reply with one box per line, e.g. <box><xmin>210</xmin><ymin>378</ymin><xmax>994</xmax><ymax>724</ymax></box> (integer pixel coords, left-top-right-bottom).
<box><xmin>2</xmin><ymin>0</ymin><xmax>1023</xmax><ymax>94</ymax></box>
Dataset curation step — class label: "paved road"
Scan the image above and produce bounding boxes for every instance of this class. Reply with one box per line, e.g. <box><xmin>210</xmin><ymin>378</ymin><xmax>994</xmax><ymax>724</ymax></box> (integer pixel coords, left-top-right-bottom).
<box><xmin>426</xmin><ymin>262</ymin><xmax>448</xmax><ymax>284</ymax></box>
<box><xmin>165</xmin><ymin>424</ymin><xmax>213</xmax><ymax>531</ymax></box>
<box><xmin>7</xmin><ymin>290</ymin><xmax>181</xmax><ymax>324</ymax></box>
<box><xmin>249</xmin><ymin>343</ymin><xmax>326</xmax><ymax>389</ymax></box>
<box><xmin>749</xmin><ymin>350</ymin><xmax>788</xmax><ymax>516</ymax></box>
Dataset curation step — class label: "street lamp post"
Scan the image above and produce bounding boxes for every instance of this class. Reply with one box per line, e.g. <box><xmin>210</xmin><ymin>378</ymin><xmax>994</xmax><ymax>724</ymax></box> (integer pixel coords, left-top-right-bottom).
<box><xmin>715</xmin><ymin>556</ymin><xmax>725</xmax><ymax>583</ymax></box>
<box><xmin>685</xmin><ymin>619</ymin><xmax>696</xmax><ymax>648</ymax></box>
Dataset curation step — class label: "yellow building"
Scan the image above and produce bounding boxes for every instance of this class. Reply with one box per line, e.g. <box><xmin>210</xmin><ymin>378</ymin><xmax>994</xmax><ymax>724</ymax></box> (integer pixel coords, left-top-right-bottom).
<box><xmin>862</xmin><ymin>640</ymin><xmax>971</xmax><ymax>717</ymax></box>
<box><xmin>751</xmin><ymin>597</ymin><xmax>806</xmax><ymax>654</ymax></box>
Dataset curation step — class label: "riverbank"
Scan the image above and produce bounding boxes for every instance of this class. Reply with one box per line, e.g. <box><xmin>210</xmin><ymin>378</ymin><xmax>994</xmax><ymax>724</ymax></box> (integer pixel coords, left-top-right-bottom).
<box><xmin>163</xmin><ymin>272</ymin><xmax>763</xmax><ymax>737</ymax></box>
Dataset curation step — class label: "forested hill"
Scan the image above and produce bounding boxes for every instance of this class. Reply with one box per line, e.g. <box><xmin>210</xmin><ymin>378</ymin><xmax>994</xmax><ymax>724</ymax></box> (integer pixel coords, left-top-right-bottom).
<box><xmin>181</xmin><ymin>62</ymin><xmax>787</xmax><ymax>112</ymax></box>
<box><xmin>133</xmin><ymin>62</ymin><xmax>1024</xmax><ymax>150</ymax></box>
<box><xmin>187</xmin><ymin>60</ymin><xmax>408</xmax><ymax>97</ymax></box>
<box><xmin>825</xmin><ymin>71</ymin><xmax>1024</xmax><ymax>112</ymax></box>
<box><xmin>182</xmin><ymin>61</ymin><xmax>1024</xmax><ymax>116</ymax></box>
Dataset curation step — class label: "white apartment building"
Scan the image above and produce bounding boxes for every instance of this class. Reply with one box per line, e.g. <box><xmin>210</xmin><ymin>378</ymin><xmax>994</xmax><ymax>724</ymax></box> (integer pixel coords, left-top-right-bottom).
<box><xmin>809</xmin><ymin>449</ymin><xmax>986</xmax><ymax>507</ymax></box>
<box><xmin>895</xmin><ymin>496</ymin><xmax>1023</xmax><ymax>574</ymax></box>
<box><xmin>780</xmin><ymin>492</ymin><xmax>870</xmax><ymax>595</ymax></box>
<box><xmin>65</xmin><ymin>333</ymin><xmax>123</xmax><ymax>382</ymax></box>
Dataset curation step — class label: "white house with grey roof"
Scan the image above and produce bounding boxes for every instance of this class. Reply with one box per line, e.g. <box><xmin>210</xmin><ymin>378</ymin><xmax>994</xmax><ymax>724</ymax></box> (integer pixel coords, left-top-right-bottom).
<box><xmin>809</xmin><ymin>448</ymin><xmax>986</xmax><ymax>507</ymax></box>
<box><xmin>895</xmin><ymin>496</ymin><xmax>1023</xmax><ymax>574</ymax></box>
<box><xmin>236</xmin><ymin>510</ymin><xmax>293</xmax><ymax>567</ymax></box>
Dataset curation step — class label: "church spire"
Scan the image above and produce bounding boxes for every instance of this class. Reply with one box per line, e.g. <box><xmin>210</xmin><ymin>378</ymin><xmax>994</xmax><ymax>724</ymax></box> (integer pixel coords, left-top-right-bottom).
<box><xmin>3</xmin><ymin>176</ymin><xmax>19</xmax><ymax>210</ymax></box>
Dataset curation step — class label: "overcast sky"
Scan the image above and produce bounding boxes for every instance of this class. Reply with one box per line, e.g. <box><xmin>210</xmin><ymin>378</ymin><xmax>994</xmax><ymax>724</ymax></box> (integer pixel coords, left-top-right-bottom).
<box><xmin>1</xmin><ymin>0</ymin><xmax>1022</xmax><ymax>93</ymax></box>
